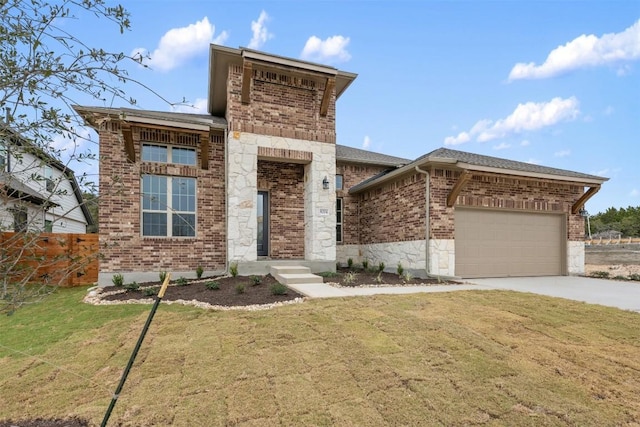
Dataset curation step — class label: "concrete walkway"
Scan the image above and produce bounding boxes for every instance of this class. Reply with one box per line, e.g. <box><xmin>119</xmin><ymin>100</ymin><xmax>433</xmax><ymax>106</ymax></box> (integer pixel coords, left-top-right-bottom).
<box><xmin>287</xmin><ymin>276</ymin><xmax>640</xmax><ymax>313</ymax></box>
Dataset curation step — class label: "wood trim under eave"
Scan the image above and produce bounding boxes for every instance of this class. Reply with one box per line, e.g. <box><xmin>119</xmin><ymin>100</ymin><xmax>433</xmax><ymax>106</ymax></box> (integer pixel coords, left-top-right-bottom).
<box><xmin>447</xmin><ymin>170</ymin><xmax>472</xmax><ymax>207</ymax></box>
<box><xmin>241</xmin><ymin>60</ymin><xmax>252</xmax><ymax>105</ymax></box>
<box><xmin>320</xmin><ymin>77</ymin><xmax>335</xmax><ymax>117</ymax></box>
<box><xmin>199</xmin><ymin>131</ymin><xmax>210</xmax><ymax>170</ymax></box>
<box><xmin>572</xmin><ymin>185</ymin><xmax>601</xmax><ymax>214</ymax></box>
<box><xmin>121</xmin><ymin>123</ymin><xmax>135</xmax><ymax>163</ymax></box>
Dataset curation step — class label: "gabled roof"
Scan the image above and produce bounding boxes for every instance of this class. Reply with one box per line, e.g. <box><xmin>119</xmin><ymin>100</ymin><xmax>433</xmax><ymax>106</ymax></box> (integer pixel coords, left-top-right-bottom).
<box><xmin>350</xmin><ymin>147</ymin><xmax>608</xmax><ymax>194</ymax></box>
<box><xmin>336</xmin><ymin>144</ymin><xmax>410</xmax><ymax>167</ymax></box>
<box><xmin>0</xmin><ymin>175</ymin><xmax>51</xmax><ymax>206</ymax></box>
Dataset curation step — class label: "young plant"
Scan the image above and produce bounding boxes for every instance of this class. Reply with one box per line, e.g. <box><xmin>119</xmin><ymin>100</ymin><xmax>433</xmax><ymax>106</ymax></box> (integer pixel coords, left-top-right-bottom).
<box><xmin>124</xmin><ymin>281</ymin><xmax>139</xmax><ymax>291</ymax></box>
<box><xmin>590</xmin><ymin>271</ymin><xmax>610</xmax><ymax>279</ymax></box>
<box><xmin>205</xmin><ymin>281</ymin><xmax>220</xmax><ymax>290</ymax></box>
<box><xmin>629</xmin><ymin>273</ymin><xmax>640</xmax><ymax>281</ymax></box>
<box><xmin>235</xmin><ymin>284</ymin><xmax>246</xmax><ymax>294</ymax></box>
<box><xmin>362</xmin><ymin>259</ymin><xmax>369</xmax><ymax>270</ymax></box>
<box><xmin>270</xmin><ymin>283</ymin><xmax>288</xmax><ymax>295</ymax></box>
<box><xmin>402</xmin><ymin>271</ymin><xmax>414</xmax><ymax>283</ymax></box>
<box><xmin>397</xmin><ymin>262</ymin><xmax>404</xmax><ymax>277</ymax></box>
<box><xmin>176</xmin><ymin>276</ymin><xmax>188</xmax><ymax>286</ymax></box>
<box><xmin>158</xmin><ymin>271</ymin><xmax>167</xmax><ymax>282</ymax></box>
<box><xmin>343</xmin><ymin>271</ymin><xmax>358</xmax><ymax>286</ymax></box>
<box><xmin>347</xmin><ymin>258</ymin><xmax>354</xmax><ymax>269</ymax></box>
<box><xmin>250</xmin><ymin>275</ymin><xmax>262</xmax><ymax>286</ymax></box>
<box><xmin>196</xmin><ymin>266</ymin><xmax>204</xmax><ymax>279</ymax></box>
<box><xmin>374</xmin><ymin>273</ymin><xmax>384</xmax><ymax>284</ymax></box>
<box><xmin>230</xmin><ymin>262</ymin><xmax>239</xmax><ymax>277</ymax></box>
<box><xmin>112</xmin><ymin>274</ymin><xmax>124</xmax><ymax>287</ymax></box>
<box><xmin>378</xmin><ymin>262</ymin><xmax>385</xmax><ymax>273</ymax></box>
<box><xmin>143</xmin><ymin>287</ymin><xmax>157</xmax><ymax>297</ymax></box>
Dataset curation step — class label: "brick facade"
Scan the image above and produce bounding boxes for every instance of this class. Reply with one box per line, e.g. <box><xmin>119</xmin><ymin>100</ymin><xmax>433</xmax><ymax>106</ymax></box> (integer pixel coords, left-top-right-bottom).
<box><xmin>97</xmin><ymin>121</ymin><xmax>226</xmax><ymax>273</ymax></box>
<box><xmin>257</xmin><ymin>160</ymin><xmax>305</xmax><ymax>259</ymax></box>
<box><xmin>226</xmin><ymin>64</ymin><xmax>336</xmax><ymax>143</ymax></box>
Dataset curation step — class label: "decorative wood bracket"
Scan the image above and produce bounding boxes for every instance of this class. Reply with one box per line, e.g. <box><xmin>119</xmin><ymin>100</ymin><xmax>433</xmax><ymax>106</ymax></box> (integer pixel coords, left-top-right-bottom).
<box><xmin>447</xmin><ymin>170</ymin><xmax>472</xmax><ymax>207</ymax></box>
<box><xmin>241</xmin><ymin>60</ymin><xmax>253</xmax><ymax>105</ymax></box>
<box><xmin>199</xmin><ymin>131</ymin><xmax>210</xmax><ymax>170</ymax></box>
<box><xmin>121</xmin><ymin>123</ymin><xmax>135</xmax><ymax>163</ymax></box>
<box><xmin>320</xmin><ymin>77</ymin><xmax>335</xmax><ymax>117</ymax></box>
<box><xmin>571</xmin><ymin>185</ymin><xmax>601</xmax><ymax>214</ymax></box>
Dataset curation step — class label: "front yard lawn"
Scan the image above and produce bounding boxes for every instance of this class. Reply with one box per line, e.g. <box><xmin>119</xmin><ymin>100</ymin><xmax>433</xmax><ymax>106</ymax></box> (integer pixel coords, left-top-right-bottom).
<box><xmin>0</xmin><ymin>287</ymin><xmax>638</xmax><ymax>426</ymax></box>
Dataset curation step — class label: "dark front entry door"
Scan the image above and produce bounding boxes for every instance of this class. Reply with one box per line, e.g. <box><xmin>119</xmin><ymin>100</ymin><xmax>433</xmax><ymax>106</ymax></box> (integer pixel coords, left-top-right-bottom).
<box><xmin>257</xmin><ymin>191</ymin><xmax>269</xmax><ymax>256</ymax></box>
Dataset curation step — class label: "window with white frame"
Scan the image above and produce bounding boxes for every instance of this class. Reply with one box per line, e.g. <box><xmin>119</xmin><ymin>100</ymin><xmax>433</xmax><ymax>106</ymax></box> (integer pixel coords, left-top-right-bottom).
<box><xmin>336</xmin><ymin>174</ymin><xmax>343</xmax><ymax>191</ymax></box>
<box><xmin>12</xmin><ymin>207</ymin><xmax>28</xmax><ymax>232</ymax></box>
<box><xmin>141</xmin><ymin>144</ymin><xmax>196</xmax><ymax>166</ymax></box>
<box><xmin>336</xmin><ymin>198</ymin><xmax>343</xmax><ymax>243</ymax></box>
<box><xmin>44</xmin><ymin>166</ymin><xmax>54</xmax><ymax>192</ymax></box>
<box><xmin>141</xmin><ymin>175</ymin><xmax>196</xmax><ymax>237</ymax></box>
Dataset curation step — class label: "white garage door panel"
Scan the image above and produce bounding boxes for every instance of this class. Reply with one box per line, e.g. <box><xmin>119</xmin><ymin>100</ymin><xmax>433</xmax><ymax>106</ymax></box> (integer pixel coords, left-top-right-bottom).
<box><xmin>455</xmin><ymin>209</ymin><xmax>564</xmax><ymax>278</ymax></box>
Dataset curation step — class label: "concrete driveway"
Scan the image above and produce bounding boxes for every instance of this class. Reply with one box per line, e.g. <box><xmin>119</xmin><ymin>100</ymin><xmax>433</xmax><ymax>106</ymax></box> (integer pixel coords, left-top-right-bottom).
<box><xmin>468</xmin><ymin>276</ymin><xmax>640</xmax><ymax>312</ymax></box>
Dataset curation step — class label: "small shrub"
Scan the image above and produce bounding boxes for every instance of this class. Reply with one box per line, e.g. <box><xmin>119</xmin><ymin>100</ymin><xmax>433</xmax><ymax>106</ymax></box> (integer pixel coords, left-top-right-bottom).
<box><xmin>158</xmin><ymin>271</ymin><xmax>167</xmax><ymax>282</ymax></box>
<box><xmin>143</xmin><ymin>287</ymin><xmax>157</xmax><ymax>297</ymax></box>
<box><xmin>230</xmin><ymin>262</ymin><xmax>239</xmax><ymax>277</ymax></box>
<box><xmin>196</xmin><ymin>266</ymin><xmax>204</xmax><ymax>279</ymax></box>
<box><xmin>318</xmin><ymin>271</ymin><xmax>339</xmax><ymax>278</ymax></box>
<box><xmin>343</xmin><ymin>271</ymin><xmax>357</xmax><ymax>286</ymax></box>
<box><xmin>176</xmin><ymin>276</ymin><xmax>188</xmax><ymax>286</ymax></box>
<box><xmin>613</xmin><ymin>275</ymin><xmax>627</xmax><ymax>281</ymax></box>
<box><xmin>250</xmin><ymin>275</ymin><xmax>262</xmax><ymax>286</ymax></box>
<box><xmin>112</xmin><ymin>274</ymin><xmax>124</xmax><ymax>287</ymax></box>
<box><xmin>590</xmin><ymin>271</ymin><xmax>610</xmax><ymax>279</ymax></box>
<box><xmin>347</xmin><ymin>258</ymin><xmax>354</xmax><ymax>269</ymax></box>
<box><xmin>124</xmin><ymin>281</ymin><xmax>139</xmax><ymax>291</ymax></box>
<box><xmin>397</xmin><ymin>262</ymin><xmax>404</xmax><ymax>277</ymax></box>
<box><xmin>205</xmin><ymin>281</ymin><xmax>220</xmax><ymax>290</ymax></box>
<box><xmin>271</xmin><ymin>283</ymin><xmax>288</xmax><ymax>295</ymax></box>
<box><xmin>362</xmin><ymin>259</ymin><xmax>369</xmax><ymax>270</ymax></box>
<box><xmin>402</xmin><ymin>271</ymin><xmax>414</xmax><ymax>283</ymax></box>
<box><xmin>378</xmin><ymin>262</ymin><xmax>385</xmax><ymax>272</ymax></box>
<box><xmin>628</xmin><ymin>273</ymin><xmax>640</xmax><ymax>281</ymax></box>
<box><xmin>374</xmin><ymin>273</ymin><xmax>384</xmax><ymax>284</ymax></box>
<box><xmin>235</xmin><ymin>284</ymin><xmax>245</xmax><ymax>294</ymax></box>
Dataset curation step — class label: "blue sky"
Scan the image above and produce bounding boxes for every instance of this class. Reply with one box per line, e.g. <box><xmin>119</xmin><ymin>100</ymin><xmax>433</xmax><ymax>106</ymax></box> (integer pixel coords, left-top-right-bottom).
<box><xmin>68</xmin><ymin>1</ymin><xmax>639</xmax><ymax>215</ymax></box>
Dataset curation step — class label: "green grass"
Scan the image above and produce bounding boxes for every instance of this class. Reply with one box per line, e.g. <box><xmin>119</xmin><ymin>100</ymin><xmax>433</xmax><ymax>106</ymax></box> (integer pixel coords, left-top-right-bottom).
<box><xmin>1</xmin><ymin>287</ymin><xmax>639</xmax><ymax>426</ymax></box>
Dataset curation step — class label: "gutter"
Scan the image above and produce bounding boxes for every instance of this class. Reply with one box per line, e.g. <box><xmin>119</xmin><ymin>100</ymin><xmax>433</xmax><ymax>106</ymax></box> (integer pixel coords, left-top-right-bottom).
<box><xmin>414</xmin><ymin>166</ymin><xmax>430</xmax><ymax>276</ymax></box>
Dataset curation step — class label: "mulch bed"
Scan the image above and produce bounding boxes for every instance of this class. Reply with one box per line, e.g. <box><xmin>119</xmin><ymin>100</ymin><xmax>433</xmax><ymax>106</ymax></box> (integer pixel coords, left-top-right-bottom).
<box><xmin>325</xmin><ymin>267</ymin><xmax>459</xmax><ymax>287</ymax></box>
<box><xmin>99</xmin><ymin>274</ymin><xmax>304</xmax><ymax>308</ymax></box>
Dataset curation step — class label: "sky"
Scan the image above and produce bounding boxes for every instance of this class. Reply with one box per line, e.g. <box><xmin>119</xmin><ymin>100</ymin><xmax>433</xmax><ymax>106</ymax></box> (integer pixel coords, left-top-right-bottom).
<box><xmin>64</xmin><ymin>0</ymin><xmax>639</xmax><ymax>215</ymax></box>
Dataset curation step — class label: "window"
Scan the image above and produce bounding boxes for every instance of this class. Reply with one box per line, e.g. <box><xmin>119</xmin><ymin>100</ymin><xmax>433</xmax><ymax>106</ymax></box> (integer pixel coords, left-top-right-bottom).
<box><xmin>44</xmin><ymin>166</ymin><xmax>54</xmax><ymax>192</ymax></box>
<box><xmin>336</xmin><ymin>198</ymin><xmax>343</xmax><ymax>243</ymax></box>
<box><xmin>44</xmin><ymin>220</ymin><xmax>53</xmax><ymax>232</ymax></box>
<box><xmin>142</xmin><ymin>175</ymin><xmax>196</xmax><ymax>237</ymax></box>
<box><xmin>12</xmin><ymin>207</ymin><xmax>28</xmax><ymax>232</ymax></box>
<box><xmin>0</xmin><ymin>142</ymin><xmax>7</xmax><ymax>172</ymax></box>
<box><xmin>336</xmin><ymin>174</ymin><xmax>343</xmax><ymax>191</ymax></box>
<box><xmin>142</xmin><ymin>144</ymin><xmax>196</xmax><ymax>166</ymax></box>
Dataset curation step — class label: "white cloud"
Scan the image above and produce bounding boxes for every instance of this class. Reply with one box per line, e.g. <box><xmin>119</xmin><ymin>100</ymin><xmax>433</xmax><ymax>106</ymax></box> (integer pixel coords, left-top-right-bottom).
<box><xmin>444</xmin><ymin>97</ymin><xmax>580</xmax><ymax>145</ymax></box>
<box><xmin>301</xmin><ymin>35</ymin><xmax>351</xmax><ymax>63</ymax></box>
<box><xmin>362</xmin><ymin>135</ymin><xmax>371</xmax><ymax>149</ymax></box>
<box><xmin>526</xmin><ymin>158</ymin><xmax>540</xmax><ymax>165</ymax></box>
<box><xmin>172</xmin><ymin>98</ymin><xmax>208</xmax><ymax>114</ymax></box>
<box><xmin>554</xmin><ymin>149</ymin><xmax>571</xmax><ymax>157</ymax></box>
<box><xmin>520</xmin><ymin>139</ymin><xmax>530</xmax><ymax>146</ymax></box>
<box><xmin>630</xmin><ymin>189</ymin><xmax>639</xmax><ymax>197</ymax></box>
<box><xmin>248</xmin><ymin>10</ymin><xmax>273</xmax><ymax>49</ymax></box>
<box><xmin>493</xmin><ymin>142</ymin><xmax>511</xmax><ymax>150</ymax></box>
<box><xmin>509</xmin><ymin>19</ymin><xmax>640</xmax><ymax>80</ymax></box>
<box><xmin>603</xmin><ymin>105</ymin><xmax>615</xmax><ymax>116</ymax></box>
<box><xmin>132</xmin><ymin>17</ymin><xmax>228</xmax><ymax>72</ymax></box>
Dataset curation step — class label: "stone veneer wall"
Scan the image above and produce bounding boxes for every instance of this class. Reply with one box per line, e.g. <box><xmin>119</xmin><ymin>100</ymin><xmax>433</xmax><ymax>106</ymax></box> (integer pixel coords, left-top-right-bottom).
<box><xmin>96</xmin><ymin>122</ymin><xmax>226</xmax><ymax>284</ymax></box>
<box><xmin>360</xmin><ymin>240</ymin><xmax>427</xmax><ymax>277</ymax></box>
<box><xmin>257</xmin><ymin>160</ymin><xmax>305</xmax><ymax>258</ymax></box>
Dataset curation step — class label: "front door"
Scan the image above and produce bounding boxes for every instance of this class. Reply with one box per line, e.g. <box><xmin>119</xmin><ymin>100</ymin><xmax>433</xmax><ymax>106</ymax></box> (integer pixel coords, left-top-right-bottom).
<box><xmin>257</xmin><ymin>191</ymin><xmax>269</xmax><ymax>256</ymax></box>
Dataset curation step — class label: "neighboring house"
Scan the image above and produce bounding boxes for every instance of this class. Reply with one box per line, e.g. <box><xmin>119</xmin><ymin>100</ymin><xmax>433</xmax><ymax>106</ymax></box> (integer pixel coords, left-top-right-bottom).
<box><xmin>0</xmin><ymin>127</ymin><xmax>93</xmax><ymax>234</ymax></box>
<box><xmin>74</xmin><ymin>45</ymin><xmax>608</xmax><ymax>285</ymax></box>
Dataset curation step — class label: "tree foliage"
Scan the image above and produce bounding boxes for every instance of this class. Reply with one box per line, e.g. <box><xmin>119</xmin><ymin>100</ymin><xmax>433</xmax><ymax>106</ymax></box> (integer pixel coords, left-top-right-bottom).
<box><xmin>0</xmin><ymin>0</ymin><xmax>146</xmax><ymax>313</ymax></box>
<box><xmin>588</xmin><ymin>206</ymin><xmax>640</xmax><ymax>238</ymax></box>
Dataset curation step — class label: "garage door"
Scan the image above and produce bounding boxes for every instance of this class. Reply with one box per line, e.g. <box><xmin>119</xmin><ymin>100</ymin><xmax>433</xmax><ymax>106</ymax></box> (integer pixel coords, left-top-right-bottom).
<box><xmin>455</xmin><ymin>209</ymin><xmax>564</xmax><ymax>278</ymax></box>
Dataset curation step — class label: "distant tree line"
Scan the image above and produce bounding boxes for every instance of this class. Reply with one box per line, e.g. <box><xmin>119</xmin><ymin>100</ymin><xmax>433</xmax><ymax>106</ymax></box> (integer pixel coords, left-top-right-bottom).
<box><xmin>588</xmin><ymin>206</ymin><xmax>640</xmax><ymax>238</ymax></box>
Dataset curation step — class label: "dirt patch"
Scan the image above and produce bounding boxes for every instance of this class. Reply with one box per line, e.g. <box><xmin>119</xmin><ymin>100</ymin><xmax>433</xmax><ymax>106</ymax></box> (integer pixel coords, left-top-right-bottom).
<box><xmin>324</xmin><ymin>267</ymin><xmax>460</xmax><ymax>287</ymax></box>
<box><xmin>90</xmin><ymin>274</ymin><xmax>305</xmax><ymax>309</ymax></box>
<box><xmin>0</xmin><ymin>418</ymin><xmax>88</xmax><ymax>427</ymax></box>
<box><xmin>586</xmin><ymin>246</ymin><xmax>640</xmax><ymax>278</ymax></box>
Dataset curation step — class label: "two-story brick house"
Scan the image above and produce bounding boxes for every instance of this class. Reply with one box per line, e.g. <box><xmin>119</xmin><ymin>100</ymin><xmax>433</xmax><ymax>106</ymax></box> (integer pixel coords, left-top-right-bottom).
<box><xmin>74</xmin><ymin>45</ymin><xmax>607</xmax><ymax>285</ymax></box>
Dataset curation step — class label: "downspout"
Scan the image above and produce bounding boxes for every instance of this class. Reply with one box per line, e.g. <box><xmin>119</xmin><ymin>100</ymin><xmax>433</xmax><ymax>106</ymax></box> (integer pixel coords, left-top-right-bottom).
<box><xmin>224</xmin><ymin>127</ymin><xmax>229</xmax><ymax>274</ymax></box>
<box><xmin>415</xmin><ymin>166</ymin><xmax>430</xmax><ymax>276</ymax></box>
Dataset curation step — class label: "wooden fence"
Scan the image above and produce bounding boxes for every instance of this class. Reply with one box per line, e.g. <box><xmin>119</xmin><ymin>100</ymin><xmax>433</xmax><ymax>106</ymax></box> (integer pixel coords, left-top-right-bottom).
<box><xmin>585</xmin><ymin>237</ymin><xmax>640</xmax><ymax>246</ymax></box>
<box><xmin>0</xmin><ymin>232</ymin><xmax>99</xmax><ymax>287</ymax></box>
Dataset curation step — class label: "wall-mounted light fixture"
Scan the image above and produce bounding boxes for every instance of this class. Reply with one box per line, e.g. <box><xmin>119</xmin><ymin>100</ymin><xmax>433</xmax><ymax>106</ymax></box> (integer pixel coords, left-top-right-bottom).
<box><xmin>322</xmin><ymin>176</ymin><xmax>329</xmax><ymax>190</ymax></box>
<box><xmin>579</xmin><ymin>208</ymin><xmax>589</xmax><ymax>218</ymax></box>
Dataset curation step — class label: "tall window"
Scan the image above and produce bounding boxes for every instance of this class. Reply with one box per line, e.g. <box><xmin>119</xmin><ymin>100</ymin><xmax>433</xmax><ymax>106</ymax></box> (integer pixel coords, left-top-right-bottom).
<box><xmin>336</xmin><ymin>198</ymin><xmax>343</xmax><ymax>243</ymax></box>
<box><xmin>336</xmin><ymin>174</ymin><xmax>343</xmax><ymax>191</ymax></box>
<box><xmin>142</xmin><ymin>175</ymin><xmax>196</xmax><ymax>237</ymax></box>
<box><xmin>12</xmin><ymin>207</ymin><xmax>28</xmax><ymax>232</ymax></box>
<box><xmin>142</xmin><ymin>144</ymin><xmax>196</xmax><ymax>166</ymax></box>
<box><xmin>0</xmin><ymin>142</ymin><xmax>8</xmax><ymax>172</ymax></box>
<box><xmin>44</xmin><ymin>166</ymin><xmax>54</xmax><ymax>192</ymax></box>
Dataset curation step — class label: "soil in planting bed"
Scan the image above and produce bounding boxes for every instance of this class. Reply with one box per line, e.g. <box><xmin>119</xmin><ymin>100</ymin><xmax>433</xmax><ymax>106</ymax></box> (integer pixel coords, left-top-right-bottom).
<box><xmin>0</xmin><ymin>418</ymin><xmax>88</xmax><ymax>427</ymax></box>
<box><xmin>101</xmin><ymin>274</ymin><xmax>303</xmax><ymax>306</ymax></box>
<box><xmin>325</xmin><ymin>267</ymin><xmax>460</xmax><ymax>287</ymax></box>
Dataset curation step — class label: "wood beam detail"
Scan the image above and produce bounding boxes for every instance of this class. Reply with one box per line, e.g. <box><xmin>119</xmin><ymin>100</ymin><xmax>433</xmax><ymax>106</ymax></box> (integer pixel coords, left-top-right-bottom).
<box><xmin>447</xmin><ymin>170</ymin><xmax>472</xmax><ymax>207</ymax></box>
<box><xmin>241</xmin><ymin>60</ymin><xmax>252</xmax><ymax>105</ymax></box>
<box><xmin>572</xmin><ymin>185</ymin><xmax>601</xmax><ymax>214</ymax></box>
<box><xmin>320</xmin><ymin>77</ymin><xmax>335</xmax><ymax>117</ymax></box>
<box><xmin>121</xmin><ymin>123</ymin><xmax>135</xmax><ymax>163</ymax></box>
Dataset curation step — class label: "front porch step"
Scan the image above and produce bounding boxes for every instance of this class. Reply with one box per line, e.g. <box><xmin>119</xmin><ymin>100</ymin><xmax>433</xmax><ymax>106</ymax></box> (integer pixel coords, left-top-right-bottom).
<box><xmin>270</xmin><ymin>266</ymin><xmax>323</xmax><ymax>285</ymax></box>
